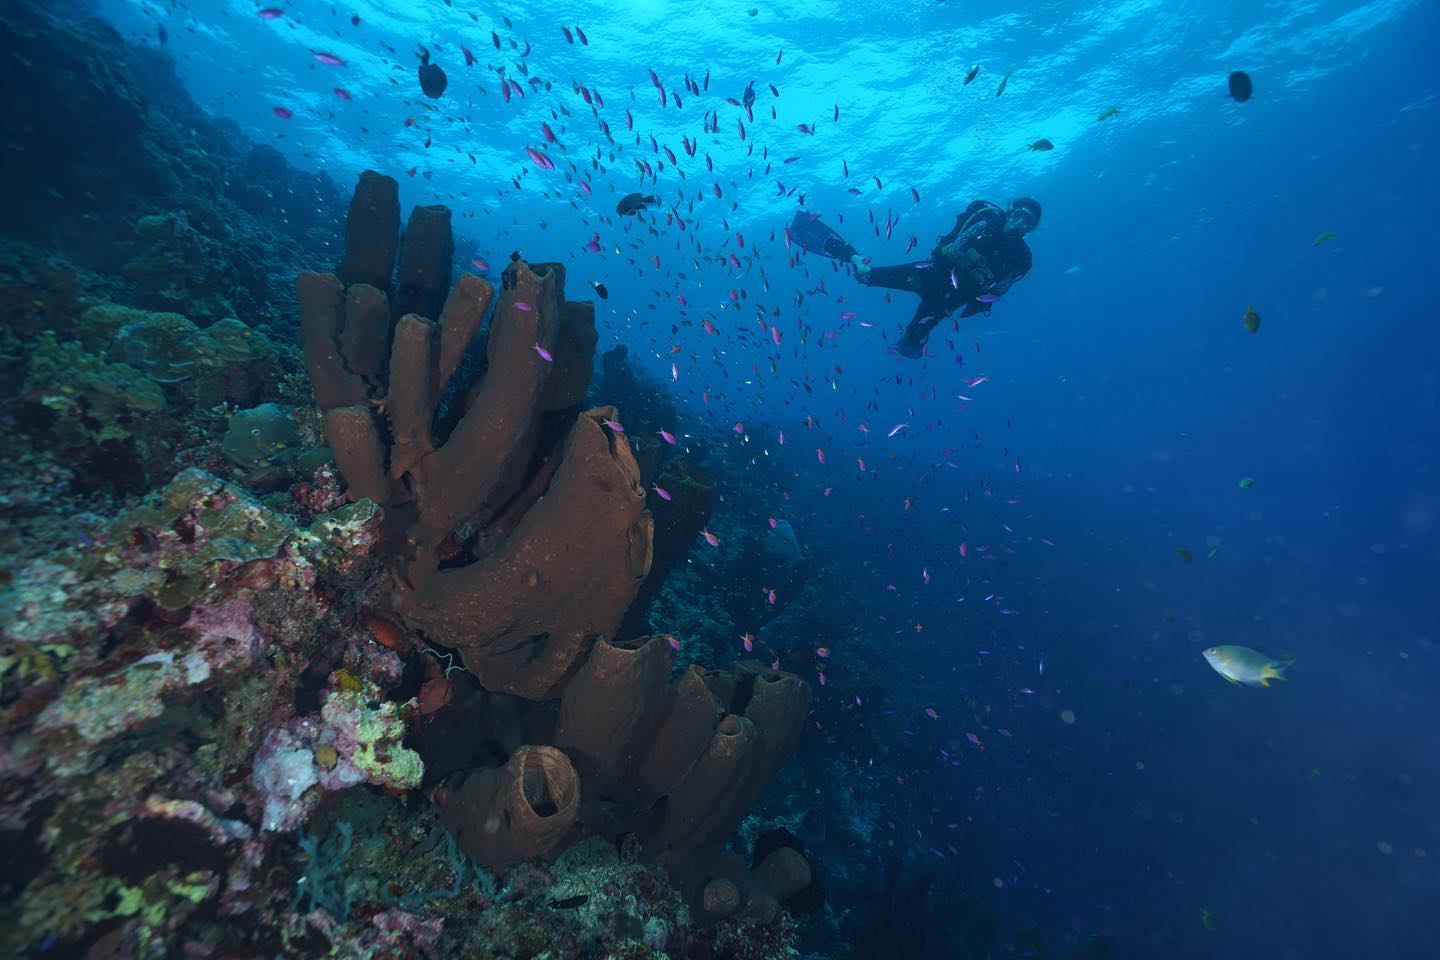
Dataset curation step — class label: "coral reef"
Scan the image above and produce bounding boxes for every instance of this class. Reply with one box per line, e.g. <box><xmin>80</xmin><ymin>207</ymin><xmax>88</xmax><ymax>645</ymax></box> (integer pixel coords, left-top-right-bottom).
<box><xmin>15</xmin><ymin>298</ymin><xmax>295</xmax><ymax>493</ymax></box>
<box><xmin>0</xmin><ymin>0</ymin><xmax>344</xmax><ymax>330</ymax></box>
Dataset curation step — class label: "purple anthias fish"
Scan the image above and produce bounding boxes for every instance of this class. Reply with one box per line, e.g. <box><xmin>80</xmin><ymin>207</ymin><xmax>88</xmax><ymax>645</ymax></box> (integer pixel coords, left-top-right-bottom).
<box><xmin>976</xmin><ymin>293</ymin><xmax>1000</xmax><ymax>303</ymax></box>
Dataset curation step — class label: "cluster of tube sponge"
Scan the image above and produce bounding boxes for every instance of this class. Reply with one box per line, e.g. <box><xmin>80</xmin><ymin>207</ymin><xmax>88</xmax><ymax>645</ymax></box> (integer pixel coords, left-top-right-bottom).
<box><xmin>297</xmin><ymin>172</ymin><xmax>813</xmax><ymax>907</ymax></box>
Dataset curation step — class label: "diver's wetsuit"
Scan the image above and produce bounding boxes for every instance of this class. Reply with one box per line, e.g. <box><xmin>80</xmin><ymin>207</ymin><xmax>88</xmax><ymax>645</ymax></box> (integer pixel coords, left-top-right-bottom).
<box><xmin>861</xmin><ymin>200</ymin><xmax>1033</xmax><ymax>357</ymax></box>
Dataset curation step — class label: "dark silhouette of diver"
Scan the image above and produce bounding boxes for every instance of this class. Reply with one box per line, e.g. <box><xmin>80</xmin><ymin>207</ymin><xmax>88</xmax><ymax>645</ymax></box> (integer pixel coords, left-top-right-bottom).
<box><xmin>790</xmin><ymin>198</ymin><xmax>1040</xmax><ymax>358</ymax></box>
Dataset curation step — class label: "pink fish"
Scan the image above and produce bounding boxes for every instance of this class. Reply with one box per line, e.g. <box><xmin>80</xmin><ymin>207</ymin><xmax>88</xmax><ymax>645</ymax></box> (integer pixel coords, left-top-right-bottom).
<box><xmin>768</xmin><ymin>517</ymin><xmax>778</xmax><ymax>529</ymax></box>
<box><xmin>701</xmin><ymin>529</ymin><xmax>721</xmax><ymax>547</ymax></box>
<box><xmin>272</xmin><ymin>106</ymin><xmax>293</xmax><ymax>118</ymax></box>
<box><xmin>733</xmin><ymin>422</ymin><xmax>745</xmax><ymax>435</ymax></box>
<box><xmin>817</xmin><ymin>671</ymin><xmax>827</xmax><ymax>686</ymax></box>
<box><xmin>533</xmin><ymin>343</ymin><xmax>553</xmax><ymax>362</ymax></box>
<box><xmin>313</xmin><ymin>52</ymin><xmax>346</xmax><ymax>66</ymax></box>
<box><xmin>816</xmin><ymin>448</ymin><xmax>826</xmax><ymax>464</ymax></box>
<box><xmin>471</xmin><ymin>258</ymin><xmax>489</xmax><ymax>272</ymax></box>
<box><xmin>671</xmin><ymin>362</ymin><xmax>679</xmax><ymax>382</ymax></box>
<box><xmin>601</xmin><ymin>419</ymin><xmax>624</xmax><ymax>432</ymax></box>
<box><xmin>542</xmin><ymin>122</ymin><xmax>556</xmax><ymax>142</ymax></box>
<box><xmin>586</xmin><ymin>233</ymin><xmax>602</xmax><ymax>252</ymax></box>
<box><xmin>925</xmin><ymin>707</ymin><xmax>940</xmax><ymax>720</ymax></box>
<box><xmin>966</xmin><ymin>376</ymin><xmax>990</xmax><ymax>388</ymax></box>
<box><xmin>652</xmin><ymin>484</ymin><xmax>672</xmax><ymax>501</ymax></box>
<box><xmin>525</xmin><ymin>146</ymin><xmax>554</xmax><ymax>170</ymax></box>
<box><xmin>462</xmin><ymin>45</ymin><xmax>475</xmax><ymax>66</ymax></box>
<box><xmin>258</xmin><ymin>7</ymin><xmax>283</xmax><ymax>18</ymax></box>
<box><xmin>741</xmin><ymin>632</ymin><xmax>754</xmax><ymax>652</ymax></box>
<box><xmin>333</xmin><ymin>88</ymin><xmax>352</xmax><ymax>100</ymax></box>
<box><xmin>976</xmin><ymin>293</ymin><xmax>1000</xmax><ymax>303</ymax></box>
<box><xmin>658</xmin><ymin>428</ymin><xmax>676</xmax><ymax>444</ymax></box>
<box><xmin>771</xmin><ymin>326</ymin><xmax>782</xmax><ymax>346</ymax></box>
<box><xmin>514</xmin><ymin>302</ymin><xmax>534</xmax><ymax>312</ymax></box>
<box><xmin>887</xmin><ymin>423</ymin><xmax>907</xmax><ymax>438</ymax></box>
<box><xmin>765</xmin><ymin>588</ymin><xmax>777</xmax><ymax>605</ymax></box>
<box><xmin>667</xmin><ymin>635</ymin><xmax>682</xmax><ymax>651</ymax></box>
<box><xmin>815</xmin><ymin>646</ymin><xmax>829</xmax><ymax>658</ymax></box>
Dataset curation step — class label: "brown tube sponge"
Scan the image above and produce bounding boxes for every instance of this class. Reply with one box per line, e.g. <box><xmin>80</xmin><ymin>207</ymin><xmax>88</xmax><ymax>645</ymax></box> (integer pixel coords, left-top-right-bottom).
<box><xmin>338</xmin><ymin>169</ymin><xmax>400</xmax><ymax>293</ymax></box>
<box><xmin>648</xmin><ymin>714</ymin><xmax>757</xmax><ymax>856</ymax></box>
<box><xmin>555</xmin><ymin>635</ymin><xmax>673</xmax><ymax>794</ymax></box>
<box><xmin>397</xmin><ymin>407</ymin><xmax>653</xmax><ymax>699</ymax></box>
<box><xmin>732</xmin><ymin>667</ymin><xmax>812</xmax><ymax>817</ymax></box>
<box><xmin>433</xmin><ymin>745</ymin><xmax>580</xmax><ymax>868</ymax></box>
<box><xmin>630</xmin><ymin>665</ymin><xmax>723</xmax><ymax>802</ymax></box>
<box><xmin>297</xmin><ymin>271</ymin><xmax>367</xmax><ymax>411</ymax></box>
<box><xmin>321</xmin><ymin>407</ymin><xmax>388</xmax><ymax>505</ymax></box>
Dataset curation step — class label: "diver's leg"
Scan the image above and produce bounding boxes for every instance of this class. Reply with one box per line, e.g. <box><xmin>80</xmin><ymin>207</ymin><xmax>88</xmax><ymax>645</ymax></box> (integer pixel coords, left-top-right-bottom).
<box><xmin>860</xmin><ymin>261</ymin><xmax>931</xmax><ymax>292</ymax></box>
<box><xmin>896</xmin><ymin>296</ymin><xmax>946</xmax><ymax>359</ymax></box>
<box><xmin>822</xmin><ymin>235</ymin><xmax>858</xmax><ymax>260</ymax></box>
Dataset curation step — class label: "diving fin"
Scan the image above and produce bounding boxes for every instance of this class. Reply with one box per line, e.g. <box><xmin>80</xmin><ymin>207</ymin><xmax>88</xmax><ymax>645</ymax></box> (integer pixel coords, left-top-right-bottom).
<box><xmin>789</xmin><ymin>212</ymin><xmax>857</xmax><ymax>260</ymax></box>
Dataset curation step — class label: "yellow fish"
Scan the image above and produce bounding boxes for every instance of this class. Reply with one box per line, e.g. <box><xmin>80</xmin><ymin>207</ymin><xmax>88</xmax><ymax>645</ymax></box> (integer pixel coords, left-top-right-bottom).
<box><xmin>1097</xmin><ymin>106</ymin><xmax>1121</xmax><ymax>121</ymax></box>
<box><xmin>1203</xmin><ymin>645</ymin><xmax>1294</xmax><ymax>688</ymax></box>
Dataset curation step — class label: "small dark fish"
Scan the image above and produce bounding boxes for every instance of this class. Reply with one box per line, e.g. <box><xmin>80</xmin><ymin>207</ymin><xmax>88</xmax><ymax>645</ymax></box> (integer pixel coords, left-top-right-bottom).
<box><xmin>551</xmin><ymin>894</ymin><xmax>589</xmax><ymax>910</ymax></box>
<box><xmin>1242</xmin><ymin>303</ymin><xmax>1260</xmax><ymax>334</ymax></box>
<box><xmin>963</xmin><ymin>64</ymin><xmax>979</xmax><ymax>85</ymax></box>
<box><xmin>1228</xmin><ymin>70</ymin><xmax>1252</xmax><ymax>102</ymax></box>
<box><xmin>1027</xmin><ymin>138</ymin><xmax>1054</xmax><ymax>151</ymax></box>
<box><xmin>997</xmin><ymin>69</ymin><xmax>1013</xmax><ymax>97</ymax></box>
<box><xmin>417</xmin><ymin>47</ymin><xmax>447</xmax><ymax>98</ymax></box>
<box><xmin>1176</xmin><ymin>548</ymin><xmax>1194</xmax><ymax>564</ymax></box>
<box><xmin>616</xmin><ymin>193</ymin><xmax>659</xmax><ymax>216</ymax></box>
<box><xmin>590</xmin><ymin>280</ymin><xmax>608</xmax><ymax>299</ymax></box>
<box><xmin>742</xmin><ymin>80</ymin><xmax>756</xmax><ymax>111</ymax></box>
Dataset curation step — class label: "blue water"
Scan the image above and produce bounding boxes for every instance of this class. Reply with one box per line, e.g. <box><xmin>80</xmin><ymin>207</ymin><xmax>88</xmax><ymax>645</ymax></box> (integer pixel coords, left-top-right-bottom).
<box><xmin>95</xmin><ymin>0</ymin><xmax>1440</xmax><ymax>956</ymax></box>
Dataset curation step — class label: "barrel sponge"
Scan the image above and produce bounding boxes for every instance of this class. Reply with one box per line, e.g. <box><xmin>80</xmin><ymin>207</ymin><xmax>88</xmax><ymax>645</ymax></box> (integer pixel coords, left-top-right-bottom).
<box><xmin>433</xmin><ymin>745</ymin><xmax>580</xmax><ymax>868</ymax></box>
<box><xmin>754</xmin><ymin>846</ymin><xmax>812</xmax><ymax>900</ymax></box>
<box><xmin>700</xmin><ymin>877</ymin><xmax>741</xmax><ymax>920</ymax></box>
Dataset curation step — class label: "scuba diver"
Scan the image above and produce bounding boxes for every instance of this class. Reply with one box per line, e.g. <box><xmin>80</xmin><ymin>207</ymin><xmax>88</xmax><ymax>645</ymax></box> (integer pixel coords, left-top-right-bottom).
<box><xmin>789</xmin><ymin>198</ymin><xmax>1040</xmax><ymax>358</ymax></box>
